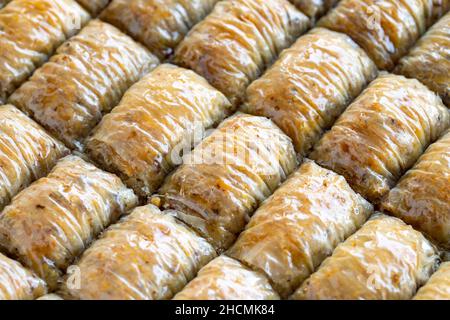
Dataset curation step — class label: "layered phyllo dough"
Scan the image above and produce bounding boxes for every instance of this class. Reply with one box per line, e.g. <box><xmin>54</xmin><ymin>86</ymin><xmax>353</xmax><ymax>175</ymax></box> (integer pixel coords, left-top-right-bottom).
<box><xmin>310</xmin><ymin>73</ymin><xmax>450</xmax><ymax>203</ymax></box>
<box><xmin>86</xmin><ymin>64</ymin><xmax>231</xmax><ymax>198</ymax></box>
<box><xmin>9</xmin><ymin>20</ymin><xmax>159</xmax><ymax>150</ymax></box>
<box><xmin>291</xmin><ymin>214</ymin><xmax>439</xmax><ymax>300</ymax></box>
<box><xmin>381</xmin><ymin>130</ymin><xmax>450</xmax><ymax>249</ymax></box>
<box><xmin>318</xmin><ymin>0</ymin><xmax>447</xmax><ymax>70</ymax></box>
<box><xmin>60</xmin><ymin>205</ymin><xmax>216</xmax><ymax>300</ymax></box>
<box><xmin>0</xmin><ymin>0</ymin><xmax>89</xmax><ymax>104</ymax></box>
<box><xmin>152</xmin><ymin>113</ymin><xmax>298</xmax><ymax>252</ymax></box>
<box><xmin>0</xmin><ymin>252</ymin><xmax>47</xmax><ymax>300</ymax></box>
<box><xmin>228</xmin><ymin>161</ymin><xmax>373</xmax><ymax>298</ymax></box>
<box><xmin>173</xmin><ymin>256</ymin><xmax>279</xmax><ymax>300</ymax></box>
<box><xmin>395</xmin><ymin>11</ymin><xmax>450</xmax><ymax>107</ymax></box>
<box><xmin>0</xmin><ymin>155</ymin><xmax>138</xmax><ymax>289</ymax></box>
<box><xmin>414</xmin><ymin>262</ymin><xmax>450</xmax><ymax>300</ymax></box>
<box><xmin>0</xmin><ymin>105</ymin><xmax>69</xmax><ymax>210</ymax></box>
<box><xmin>100</xmin><ymin>0</ymin><xmax>219</xmax><ymax>60</ymax></box>
<box><xmin>76</xmin><ymin>0</ymin><xmax>110</xmax><ymax>15</ymax></box>
<box><xmin>242</xmin><ymin>28</ymin><xmax>377</xmax><ymax>154</ymax></box>
<box><xmin>173</xmin><ymin>0</ymin><xmax>309</xmax><ymax>106</ymax></box>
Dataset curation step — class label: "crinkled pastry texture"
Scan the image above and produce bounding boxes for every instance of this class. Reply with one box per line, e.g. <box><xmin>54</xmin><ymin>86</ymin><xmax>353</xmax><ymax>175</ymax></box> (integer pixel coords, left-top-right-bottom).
<box><xmin>60</xmin><ymin>205</ymin><xmax>216</xmax><ymax>300</ymax></box>
<box><xmin>381</xmin><ymin>130</ymin><xmax>450</xmax><ymax>249</ymax></box>
<box><xmin>100</xmin><ymin>0</ymin><xmax>219</xmax><ymax>60</ymax></box>
<box><xmin>9</xmin><ymin>20</ymin><xmax>159</xmax><ymax>150</ymax></box>
<box><xmin>291</xmin><ymin>214</ymin><xmax>439</xmax><ymax>300</ymax></box>
<box><xmin>86</xmin><ymin>64</ymin><xmax>231</xmax><ymax>198</ymax></box>
<box><xmin>310</xmin><ymin>73</ymin><xmax>450</xmax><ymax>203</ymax></box>
<box><xmin>0</xmin><ymin>0</ymin><xmax>90</xmax><ymax>104</ymax></box>
<box><xmin>153</xmin><ymin>113</ymin><xmax>298</xmax><ymax>252</ymax></box>
<box><xmin>242</xmin><ymin>28</ymin><xmax>378</xmax><ymax>154</ymax></box>
<box><xmin>0</xmin><ymin>105</ymin><xmax>69</xmax><ymax>211</ymax></box>
<box><xmin>414</xmin><ymin>262</ymin><xmax>450</xmax><ymax>300</ymax></box>
<box><xmin>76</xmin><ymin>0</ymin><xmax>109</xmax><ymax>15</ymax></box>
<box><xmin>173</xmin><ymin>256</ymin><xmax>279</xmax><ymax>300</ymax></box>
<box><xmin>173</xmin><ymin>0</ymin><xmax>309</xmax><ymax>106</ymax></box>
<box><xmin>289</xmin><ymin>0</ymin><xmax>337</xmax><ymax>20</ymax></box>
<box><xmin>0</xmin><ymin>155</ymin><xmax>138</xmax><ymax>290</ymax></box>
<box><xmin>395</xmin><ymin>11</ymin><xmax>450</xmax><ymax>107</ymax></box>
<box><xmin>228</xmin><ymin>161</ymin><xmax>373</xmax><ymax>298</ymax></box>
<box><xmin>0</xmin><ymin>252</ymin><xmax>47</xmax><ymax>300</ymax></box>
<box><xmin>317</xmin><ymin>0</ymin><xmax>446</xmax><ymax>70</ymax></box>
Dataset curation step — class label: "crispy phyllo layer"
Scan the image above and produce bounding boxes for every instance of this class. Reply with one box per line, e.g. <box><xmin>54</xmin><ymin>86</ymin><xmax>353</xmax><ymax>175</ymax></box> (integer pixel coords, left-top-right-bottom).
<box><xmin>60</xmin><ymin>205</ymin><xmax>216</xmax><ymax>300</ymax></box>
<box><xmin>0</xmin><ymin>0</ymin><xmax>89</xmax><ymax>104</ymax></box>
<box><xmin>289</xmin><ymin>0</ymin><xmax>337</xmax><ymax>20</ymax></box>
<box><xmin>228</xmin><ymin>161</ymin><xmax>373</xmax><ymax>298</ymax></box>
<box><xmin>310</xmin><ymin>73</ymin><xmax>450</xmax><ymax>203</ymax></box>
<box><xmin>76</xmin><ymin>0</ymin><xmax>109</xmax><ymax>15</ymax></box>
<box><xmin>0</xmin><ymin>155</ymin><xmax>138</xmax><ymax>289</ymax></box>
<box><xmin>318</xmin><ymin>0</ymin><xmax>443</xmax><ymax>70</ymax></box>
<box><xmin>291</xmin><ymin>214</ymin><xmax>438</xmax><ymax>300</ymax></box>
<box><xmin>395</xmin><ymin>12</ymin><xmax>450</xmax><ymax>107</ymax></box>
<box><xmin>86</xmin><ymin>64</ymin><xmax>231</xmax><ymax>198</ymax></box>
<box><xmin>174</xmin><ymin>256</ymin><xmax>279</xmax><ymax>300</ymax></box>
<box><xmin>242</xmin><ymin>28</ymin><xmax>377</xmax><ymax>154</ymax></box>
<box><xmin>9</xmin><ymin>20</ymin><xmax>159</xmax><ymax>150</ymax></box>
<box><xmin>414</xmin><ymin>262</ymin><xmax>450</xmax><ymax>300</ymax></box>
<box><xmin>153</xmin><ymin>113</ymin><xmax>298</xmax><ymax>252</ymax></box>
<box><xmin>100</xmin><ymin>0</ymin><xmax>219</xmax><ymax>60</ymax></box>
<box><xmin>381</xmin><ymin>130</ymin><xmax>450</xmax><ymax>249</ymax></box>
<box><xmin>0</xmin><ymin>105</ymin><xmax>69</xmax><ymax>210</ymax></box>
<box><xmin>173</xmin><ymin>0</ymin><xmax>309</xmax><ymax>106</ymax></box>
<box><xmin>0</xmin><ymin>252</ymin><xmax>47</xmax><ymax>300</ymax></box>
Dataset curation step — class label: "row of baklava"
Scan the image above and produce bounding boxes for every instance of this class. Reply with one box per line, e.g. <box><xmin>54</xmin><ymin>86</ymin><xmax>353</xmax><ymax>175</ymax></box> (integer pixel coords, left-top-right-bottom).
<box><xmin>0</xmin><ymin>0</ymin><xmax>449</xmax><ymax>300</ymax></box>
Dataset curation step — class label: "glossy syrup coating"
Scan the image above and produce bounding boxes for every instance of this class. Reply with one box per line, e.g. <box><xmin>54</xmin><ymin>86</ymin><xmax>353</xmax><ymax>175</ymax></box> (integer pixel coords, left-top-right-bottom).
<box><xmin>310</xmin><ymin>73</ymin><xmax>450</xmax><ymax>203</ymax></box>
<box><xmin>0</xmin><ymin>0</ymin><xmax>90</xmax><ymax>104</ymax></box>
<box><xmin>86</xmin><ymin>64</ymin><xmax>232</xmax><ymax>198</ymax></box>
<box><xmin>100</xmin><ymin>0</ymin><xmax>219</xmax><ymax>60</ymax></box>
<box><xmin>0</xmin><ymin>155</ymin><xmax>138</xmax><ymax>290</ymax></box>
<box><xmin>173</xmin><ymin>0</ymin><xmax>309</xmax><ymax>107</ymax></box>
<box><xmin>414</xmin><ymin>262</ymin><xmax>450</xmax><ymax>300</ymax></box>
<box><xmin>153</xmin><ymin>113</ymin><xmax>298</xmax><ymax>252</ymax></box>
<box><xmin>291</xmin><ymin>214</ymin><xmax>439</xmax><ymax>300</ymax></box>
<box><xmin>0</xmin><ymin>252</ymin><xmax>47</xmax><ymax>300</ymax></box>
<box><xmin>289</xmin><ymin>0</ymin><xmax>337</xmax><ymax>21</ymax></box>
<box><xmin>9</xmin><ymin>20</ymin><xmax>159</xmax><ymax>150</ymax></box>
<box><xmin>0</xmin><ymin>105</ymin><xmax>69</xmax><ymax>211</ymax></box>
<box><xmin>395</xmin><ymin>11</ymin><xmax>450</xmax><ymax>107</ymax></box>
<box><xmin>228</xmin><ymin>161</ymin><xmax>373</xmax><ymax>298</ymax></box>
<box><xmin>76</xmin><ymin>0</ymin><xmax>110</xmax><ymax>15</ymax></box>
<box><xmin>318</xmin><ymin>0</ymin><xmax>446</xmax><ymax>70</ymax></box>
<box><xmin>173</xmin><ymin>256</ymin><xmax>279</xmax><ymax>300</ymax></box>
<box><xmin>381</xmin><ymin>130</ymin><xmax>450</xmax><ymax>249</ymax></box>
<box><xmin>242</xmin><ymin>27</ymin><xmax>378</xmax><ymax>155</ymax></box>
<box><xmin>59</xmin><ymin>205</ymin><xmax>216</xmax><ymax>300</ymax></box>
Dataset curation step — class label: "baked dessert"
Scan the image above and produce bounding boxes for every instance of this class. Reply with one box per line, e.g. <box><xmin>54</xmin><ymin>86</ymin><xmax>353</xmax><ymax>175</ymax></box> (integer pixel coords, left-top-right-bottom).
<box><xmin>414</xmin><ymin>262</ymin><xmax>450</xmax><ymax>300</ymax></box>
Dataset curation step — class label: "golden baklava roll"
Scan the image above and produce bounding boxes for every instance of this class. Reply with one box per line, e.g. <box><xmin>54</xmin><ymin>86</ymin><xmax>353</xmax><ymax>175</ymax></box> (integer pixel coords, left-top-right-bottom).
<box><xmin>9</xmin><ymin>20</ymin><xmax>159</xmax><ymax>150</ymax></box>
<box><xmin>228</xmin><ymin>161</ymin><xmax>373</xmax><ymax>298</ymax></box>
<box><xmin>86</xmin><ymin>64</ymin><xmax>232</xmax><ymax>198</ymax></box>
<box><xmin>76</xmin><ymin>0</ymin><xmax>109</xmax><ymax>15</ymax></box>
<box><xmin>289</xmin><ymin>0</ymin><xmax>337</xmax><ymax>20</ymax></box>
<box><xmin>414</xmin><ymin>262</ymin><xmax>450</xmax><ymax>300</ymax></box>
<box><xmin>60</xmin><ymin>205</ymin><xmax>216</xmax><ymax>300</ymax></box>
<box><xmin>152</xmin><ymin>113</ymin><xmax>298</xmax><ymax>252</ymax></box>
<box><xmin>100</xmin><ymin>0</ymin><xmax>219</xmax><ymax>60</ymax></box>
<box><xmin>0</xmin><ymin>105</ymin><xmax>69</xmax><ymax>211</ymax></box>
<box><xmin>242</xmin><ymin>28</ymin><xmax>378</xmax><ymax>155</ymax></box>
<box><xmin>0</xmin><ymin>0</ymin><xmax>90</xmax><ymax>104</ymax></box>
<box><xmin>291</xmin><ymin>214</ymin><xmax>439</xmax><ymax>300</ymax></box>
<box><xmin>395</xmin><ymin>12</ymin><xmax>450</xmax><ymax>107</ymax></box>
<box><xmin>173</xmin><ymin>0</ymin><xmax>309</xmax><ymax>107</ymax></box>
<box><xmin>173</xmin><ymin>256</ymin><xmax>279</xmax><ymax>300</ymax></box>
<box><xmin>317</xmin><ymin>0</ymin><xmax>439</xmax><ymax>70</ymax></box>
<box><xmin>310</xmin><ymin>73</ymin><xmax>450</xmax><ymax>203</ymax></box>
<box><xmin>0</xmin><ymin>252</ymin><xmax>47</xmax><ymax>300</ymax></box>
<box><xmin>0</xmin><ymin>155</ymin><xmax>138</xmax><ymax>290</ymax></box>
<box><xmin>381</xmin><ymin>130</ymin><xmax>450</xmax><ymax>249</ymax></box>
